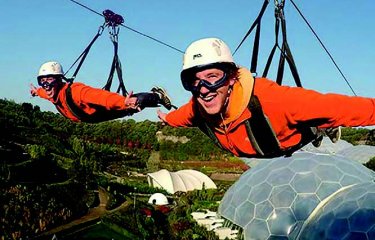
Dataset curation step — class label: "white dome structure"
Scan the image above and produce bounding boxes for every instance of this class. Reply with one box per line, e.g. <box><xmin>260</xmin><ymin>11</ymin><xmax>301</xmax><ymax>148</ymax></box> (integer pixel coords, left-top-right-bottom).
<box><xmin>147</xmin><ymin>169</ymin><xmax>217</xmax><ymax>194</ymax></box>
<box><xmin>148</xmin><ymin>193</ymin><xmax>169</xmax><ymax>206</ymax></box>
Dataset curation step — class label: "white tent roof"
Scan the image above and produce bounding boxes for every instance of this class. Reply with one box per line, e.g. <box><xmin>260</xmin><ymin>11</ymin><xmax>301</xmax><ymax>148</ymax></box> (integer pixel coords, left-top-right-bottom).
<box><xmin>148</xmin><ymin>193</ymin><xmax>169</xmax><ymax>205</ymax></box>
<box><xmin>147</xmin><ymin>169</ymin><xmax>217</xmax><ymax>194</ymax></box>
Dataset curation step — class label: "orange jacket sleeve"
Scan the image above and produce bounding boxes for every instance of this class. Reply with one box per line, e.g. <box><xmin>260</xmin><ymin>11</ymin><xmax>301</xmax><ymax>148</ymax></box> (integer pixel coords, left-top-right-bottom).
<box><xmin>36</xmin><ymin>88</ymin><xmax>50</xmax><ymax>100</ymax></box>
<box><xmin>71</xmin><ymin>83</ymin><xmax>128</xmax><ymax>110</ymax></box>
<box><xmin>165</xmin><ymin>99</ymin><xmax>196</xmax><ymax>127</ymax></box>
<box><xmin>255</xmin><ymin>78</ymin><xmax>375</xmax><ymax>128</ymax></box>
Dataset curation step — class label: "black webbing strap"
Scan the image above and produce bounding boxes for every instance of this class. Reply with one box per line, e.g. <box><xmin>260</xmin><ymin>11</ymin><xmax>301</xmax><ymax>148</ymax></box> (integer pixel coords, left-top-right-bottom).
<box><xmin>102</xmin><ymin>10</ymin><xmax>127</xmax><ymax>96</ymax></box>
<box><xmin>275</xmin><ymin>5</ymin><xmax>302</xmax><ymax>87</ymax></box>
<box><xmin>235</xmin><ymin>0</ymin><xmax>302</xmax><ymax>87</ymax></box>
<box><xmin>261</xmin><ymin>0</ymin><xmax>302</xmax><ymax>87</ymax></box>
<box><xmin>233</xmin><ymin>0</ymin><xmax>270</xmax><ymax>75</ymax></box>
<box><xmin>102</xmin><ymin>27</ymin><xmax>128</xmax><ymax>96</ymax></box>
<box><xmin>246</xmin><ymin>95</ymin><xmax>281</xmax><ymax>156</ymax></box>
<box><xmin>65</xmin><ymin>84</ymin><xmax>93</xmax><ymax>122</ymax></box>
<box><xmin>198</xmin><ymin>122</ymin><xmax>224</xmax><ymax>150</ymax></box>
<box><xmin>64</xmin><ymin>25</ymin><xmax>105</xmax><ymax>82</ymax></box>
<box><xmin>196</xmin><ymin>94</ymin><xmax>281</xmax><ymax>157</ymax></box>
<box><xmin>246</xmin><ymin>94</ymin><xmax>326</xmax><ymax>157</ymax></box>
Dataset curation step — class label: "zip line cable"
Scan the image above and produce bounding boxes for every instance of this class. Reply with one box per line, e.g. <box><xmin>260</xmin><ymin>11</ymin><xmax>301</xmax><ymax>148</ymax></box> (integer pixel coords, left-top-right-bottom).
<box><xmin>68</xmin><ymin>0</ymin><xmax>184</xmax><ymax>54</ymax></box>
<box><xmin>289</xmin><ymin>0</ymin><xmax>356</xmax><ymax>96</ymax></box>
<box><xmin>69</xmin><ymin>0</ymin><xmax>356</xmax><ymax>95</ymax></box>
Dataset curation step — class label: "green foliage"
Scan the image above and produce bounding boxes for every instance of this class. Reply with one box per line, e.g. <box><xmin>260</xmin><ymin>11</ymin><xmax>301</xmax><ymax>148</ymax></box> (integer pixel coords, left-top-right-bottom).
<box><xmin>1</xmin><ymin>182</ymin><xmax>88</xmax><ymax>239</ymax></box>
<box><xmin>167</xmin><ymin>190</ymin><xmax>221</xmax><ymax>240</ymax></box>
<box><xmin>24</xmin><ymin>144</ymin><xmax>47</xmax><ymax>160</ymax></box>
<box><xmin>159</xmin><ymin>125</ymin><xmax>229</xmax><ymax>161</ymax></box>
<box><xmin>341</xmin><ymin>127</ymin><xmax>371</xmax><ymax>145</ymax></box>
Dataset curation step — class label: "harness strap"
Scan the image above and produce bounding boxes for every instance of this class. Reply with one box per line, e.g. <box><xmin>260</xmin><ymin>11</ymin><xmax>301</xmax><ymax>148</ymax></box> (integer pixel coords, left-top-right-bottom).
<box><xmin>64</xmin><ymin>9</ymin><xmax>128</xmax><ymax>96</ymax></box>
<box><xmin>246</xmin><ymin>95</ymin><xmax>281</xmax><ymax>156</ymax></box>
<box><xmin>275</xmin><ymin>7</ymin><xmax>302</xmax><ymax>87</ymax></box>
<box><xmin>102</xmin><ymin>26</ymin><xmax>128</xmax><ymax>96</ymax></box>
<box><xmin>65</xmin><ymin>84</ymin><xmax>93</xmax><ymax>122</ymax></box>
<box><xmin>199</xmin><ymin>122</ymin><xmax>224</xmax><ymax>150</ymax></box>
<box><xmin>233</xmin><ymin>0</ymin><xmax>270</xmax><ymax>75</ymax></box>
<box><xmin>64</xmin><ymin>25</ymin><xmax>105</xmax><ymax>82</ymax></box>
<box><xmin>197</xmin><ymin>93</ymin><xmax>324</xmax><ymax>158</ymax></box>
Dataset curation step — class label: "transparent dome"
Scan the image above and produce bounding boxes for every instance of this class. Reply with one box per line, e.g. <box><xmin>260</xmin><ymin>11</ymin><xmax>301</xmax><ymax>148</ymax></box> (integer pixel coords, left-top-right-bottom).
<box><xmin>218</xmin><ymin>152</ymin><xmax>375</xmax><ymax>239</ymax></box>
<box><xmin>336</xmin><ymin>145</ymin><xmax>375</xmax><ymax>164</ymax></box>
<box><xmin>301</xmin><ymin>137</ymin><xmax>353</xmax><ymax>154</ymax></box>
<box><xmin>299</xmin><ymin>182</ymin><xmax>375</xmax><ymax>240</ymax></box>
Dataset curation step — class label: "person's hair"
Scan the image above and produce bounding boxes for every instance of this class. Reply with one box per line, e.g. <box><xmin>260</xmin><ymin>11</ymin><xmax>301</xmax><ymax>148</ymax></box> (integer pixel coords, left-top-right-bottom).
<box><xmin>228</xmin><ymin>64</ymin><xmax>240</xmax><ymax>80</ymax></box>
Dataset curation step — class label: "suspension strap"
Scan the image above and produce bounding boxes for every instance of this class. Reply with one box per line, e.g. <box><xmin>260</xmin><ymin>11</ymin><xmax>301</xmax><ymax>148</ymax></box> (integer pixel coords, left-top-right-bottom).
<box><xmin>64</xmin><ymin>24</ymin><xmax>105</xmax><ymax>83</ymax></box>
<box><xmin>274</xmin><ymin>0</ymin><xmax>302</xmax><ymax>86</ymax></box>
<box><xmin>235</xmin><ymin>0</ymin><xmax>302</xmax><ymax>87</ymax></box>
<box><xmin>233</xmin><ymin>0</ymin><xmax>270</xmax><ymax>75</ymax></box>
<box><xmin>261</xmin><ymin>0</ymin><xmax>302</xmax><ymax>86</ymax></box>
<box><xmin>101</xmin><ymin>10</ymin><xmax>128</xmax><ymax>96</ymax></box>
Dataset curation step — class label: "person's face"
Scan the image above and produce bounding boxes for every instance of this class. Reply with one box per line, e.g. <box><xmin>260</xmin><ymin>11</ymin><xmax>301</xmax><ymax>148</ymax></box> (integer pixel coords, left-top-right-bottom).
<box><xmin>38</xmin><ymin>76</ymin><xmax>60</xmax><ymax>99</ymax></box>
<box><xmin>193</xmin><ymin>68</ymin><xmax>234</xmax><ymax>115</ymax></box>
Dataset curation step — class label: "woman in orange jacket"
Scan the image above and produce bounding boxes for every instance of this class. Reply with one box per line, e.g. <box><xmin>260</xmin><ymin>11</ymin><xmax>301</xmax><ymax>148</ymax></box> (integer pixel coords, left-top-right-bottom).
<box><xmin>31</xmin><ymin>61</ymin><xmax>172</xmax><ymax>123</ymax></box>
<box><xmin>157</xmin><ymin>38</ymin><xmax>375</xmax><ymax>158</ymax></box>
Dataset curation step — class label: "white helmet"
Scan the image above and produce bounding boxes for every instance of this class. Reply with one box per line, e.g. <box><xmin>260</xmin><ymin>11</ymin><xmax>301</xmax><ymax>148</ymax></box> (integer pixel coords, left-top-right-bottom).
<box><xmin>181</xmin><ymin>38</ymin><xmax>236</xmax><ymax>89</ymax></box>
<box><xmin>182</xmin><ymin>38</ymin><xmax>235</xmax><ymax>71</ymax></box>
<box><xmin>37</xmin><ymin>61</ymin><xmax>64</xmax><ymax>80</ymax></box>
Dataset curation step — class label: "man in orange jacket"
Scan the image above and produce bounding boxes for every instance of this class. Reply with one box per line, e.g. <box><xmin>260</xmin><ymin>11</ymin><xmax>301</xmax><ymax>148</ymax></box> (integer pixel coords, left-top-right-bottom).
<box><xmin>31</xmin><ymin>61</ymin><xmax>172</xmax><ymax>123</ymax></box>
<box><xmin>157</xmin><ymin>38</ymin><xmax>375</xmax><ymax>158</ymax></box>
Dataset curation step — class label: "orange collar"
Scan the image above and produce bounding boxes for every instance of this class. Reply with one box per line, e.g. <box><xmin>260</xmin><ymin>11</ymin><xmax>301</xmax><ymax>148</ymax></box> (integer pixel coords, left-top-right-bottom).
<box><xmin>221</xmin><ymin>67</ymin><xmax>254</xmax><ymax>126</ymax></box>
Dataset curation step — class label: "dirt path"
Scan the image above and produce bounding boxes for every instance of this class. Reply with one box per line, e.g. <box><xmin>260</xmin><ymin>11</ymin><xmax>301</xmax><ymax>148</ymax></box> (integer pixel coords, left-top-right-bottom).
<box><xmin>35</xmin><ymin>187</ymin><xmax>129</xmax><ymax>239</ymax></box>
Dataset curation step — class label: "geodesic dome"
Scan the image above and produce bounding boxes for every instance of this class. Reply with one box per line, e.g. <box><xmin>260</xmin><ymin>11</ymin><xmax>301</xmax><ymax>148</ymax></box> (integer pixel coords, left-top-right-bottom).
<box><xmin>298</xmin><ymin>182</ymin><xmax>375</xmax><ymax>239</ymax></box>
<box><xmin>336</xmin><ymin>145</ymin><xmax>375</xmax><ymax>164</ymax></box>
<box><xmin>245</xmin><ymin>138</ymin><xmax>375</xmax><ymax>168</ymax></box>
<box><xmin>218</xmin><ymin>152</ymin><xmax>375</xmax><ymax>240</ymax></box>
<box><xmin>148</xmin><ymin>193</ymin><xmax>169</xmax><ymax>206</ymax></box>
<box><xmin>302</xmin><ymin>137</ymin><xmax>353</xmax><ymax>154</ymax></box>
<box><xmin>147</xmin><ymin>169</ymin><xmax>217</xmax><ymax>194</ymax></box>
<box><xmin>301</xmin><ymin>137</ymin><xmax>375</xmax><ymax>164</ymax></box>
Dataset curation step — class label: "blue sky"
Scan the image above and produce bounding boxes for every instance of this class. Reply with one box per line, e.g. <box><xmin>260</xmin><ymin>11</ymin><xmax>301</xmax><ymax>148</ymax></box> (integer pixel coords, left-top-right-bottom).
<box><xmin>0</xmin><ymin>0</ymin><xmax>374</xmax><ymax>121</ymax></box>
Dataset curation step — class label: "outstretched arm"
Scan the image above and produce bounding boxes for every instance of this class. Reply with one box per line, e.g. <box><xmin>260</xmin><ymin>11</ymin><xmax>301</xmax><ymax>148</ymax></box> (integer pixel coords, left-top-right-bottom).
<box><xmin>74</xmin><ymin>83</ymin><xmax>141</xmax><ymax>111</ymax></box>
<box><xmin>157</xmin><ymin>100</ymin><xmax>196</xmax><ymax>127</ymax></box>
<box><xmin>256</xmin><ymin>79</ymin><xmax>375</xmax><ymax>128</ymax></box>
<box><xmin>30</xmin><ymin>83</ymin><xmax>50</xmax><ymax>99</ymax></box>
<box><xmin>30</xmin><ymin>83</ymin><xmax>38</xmax><ymax>97</ymax></box>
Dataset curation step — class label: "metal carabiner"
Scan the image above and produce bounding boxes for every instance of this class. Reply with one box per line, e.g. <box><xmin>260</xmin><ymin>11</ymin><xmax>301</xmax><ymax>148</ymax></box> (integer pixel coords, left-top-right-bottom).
<box><xmin>274</xmin><ymin>0</ymin><xmax>285</xmax><ymax>19</ymax></box>
<box><xmin>97</xmin><ymin>24</ymin><xmax>105</xmax><ymax>36</ymax></box>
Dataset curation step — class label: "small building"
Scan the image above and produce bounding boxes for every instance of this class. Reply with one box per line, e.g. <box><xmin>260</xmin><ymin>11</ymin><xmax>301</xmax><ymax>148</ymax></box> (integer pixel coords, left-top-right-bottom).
<box><xmin>148</xmin><ymin>193</ymin><xmax>169</xmax><ymax>206</ymax></box>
